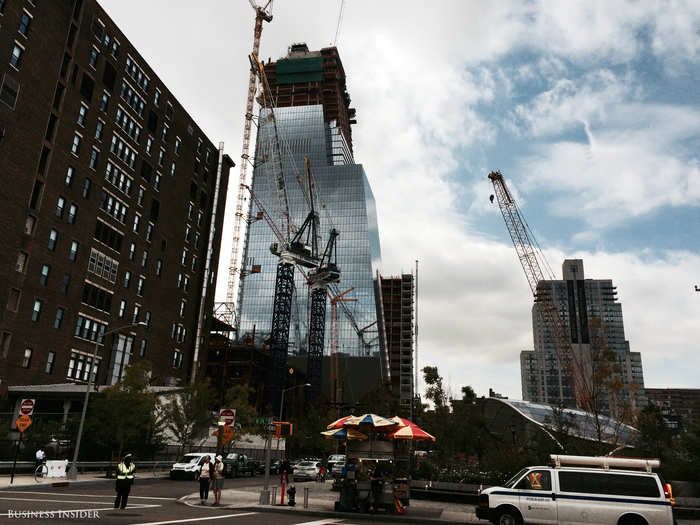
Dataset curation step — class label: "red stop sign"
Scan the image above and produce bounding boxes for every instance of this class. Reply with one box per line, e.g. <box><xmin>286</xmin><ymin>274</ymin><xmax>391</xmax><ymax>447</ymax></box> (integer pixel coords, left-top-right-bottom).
<box><xmin>20</xmin><ymin>399</ymin><xmax>35</xmax><ymax>416</ymax></box>
<box><xmin>219</xmin><ymin>408</ymin><xmax>235</xmax><ymax>426</ymax></box>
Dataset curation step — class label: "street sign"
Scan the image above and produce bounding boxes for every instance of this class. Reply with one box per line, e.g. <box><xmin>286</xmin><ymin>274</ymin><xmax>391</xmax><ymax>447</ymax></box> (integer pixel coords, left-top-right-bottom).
<box><xmin>219</xmin><ymin>408</ymin><xmax>236</xmax><ymax>427</ymax></box>
<box><xmin>255</xmin><ymin>416</ymin><xmax>272</xmax><ymax>425</ymax></box>
<box><xmin>266</xmin><ymin>424</ymin><xmax>277</xmax><ymax>433</ymax></box>
<box><xmin>19</xmin><ymin>399</ymin><xmax>35</xmax><ymax>416</ymax></box>
<box><xmin>15</xmin><ymin>415</ymin><xmax>31</xmax><ymax>433</ymax></box>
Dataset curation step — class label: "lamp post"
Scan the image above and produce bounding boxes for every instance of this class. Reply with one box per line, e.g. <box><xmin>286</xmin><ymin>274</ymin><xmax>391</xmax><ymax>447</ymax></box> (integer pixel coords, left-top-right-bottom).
<box><xmin>279</xmin><ymin>383</ymin><xmax>311</xmax><ymax>422</ymax></box>
<box><xmin>68</xmin><ymin>322</ymin><xmax>145</xmax><ymax>480</ymax></box>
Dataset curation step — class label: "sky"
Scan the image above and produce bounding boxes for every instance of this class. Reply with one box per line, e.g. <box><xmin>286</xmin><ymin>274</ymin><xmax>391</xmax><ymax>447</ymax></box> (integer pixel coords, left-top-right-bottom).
<box><xmin>100</xmin><ymin>0</ymin><xmax>700</xmax><ymax>400</ymax></box>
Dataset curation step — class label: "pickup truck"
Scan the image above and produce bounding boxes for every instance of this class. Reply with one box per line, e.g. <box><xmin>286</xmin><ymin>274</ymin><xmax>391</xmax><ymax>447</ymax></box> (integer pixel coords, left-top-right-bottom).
<box><xmin>223</xmin><ymin>453</ymin><xmax>255</xmax><ymax>478</ymax></box>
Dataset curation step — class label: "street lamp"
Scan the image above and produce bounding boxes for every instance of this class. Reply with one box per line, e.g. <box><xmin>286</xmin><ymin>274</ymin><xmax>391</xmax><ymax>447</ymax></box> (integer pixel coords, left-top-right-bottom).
<box><xmin>68</xmin><ymin>321</ymin><xmax>146</xmax><ymax>480</ymax></box>
<box><xmin>279</xmin><ymin>383</ymin><xmax>311</xmax><ymax>422</ymax></box>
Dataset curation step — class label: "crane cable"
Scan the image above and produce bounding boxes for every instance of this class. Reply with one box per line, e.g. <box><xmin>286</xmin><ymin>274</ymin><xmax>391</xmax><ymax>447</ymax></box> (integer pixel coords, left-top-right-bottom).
<box><xmin>333</xmin><ymin>0</ymin><xmax>345</xmax><ymax>47</ymax></box>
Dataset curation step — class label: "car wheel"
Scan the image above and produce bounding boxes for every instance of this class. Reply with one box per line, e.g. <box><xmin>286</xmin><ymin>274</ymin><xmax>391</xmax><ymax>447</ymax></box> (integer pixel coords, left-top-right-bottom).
<box><xmin>497</xmin><ymin>507</ymin><xmax>522</xmax><ymax>525</ymax></box>
<box><xmin>619</xmin><ymin>515</ymin><xmax>647</xmax><ymax>525</ymax></box>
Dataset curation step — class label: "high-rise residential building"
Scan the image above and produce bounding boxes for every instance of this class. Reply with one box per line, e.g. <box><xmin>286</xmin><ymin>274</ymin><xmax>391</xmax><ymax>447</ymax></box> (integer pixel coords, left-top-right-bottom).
<box><xmin>645</xmin><ymin>388</ymin><xmax>700</xmax><ymax>431</ymax></box>
<box><xmin>0</xmin><ymin>0</ymin><xmax>232</xmax><ymax>389</ymax></box>
<box><xmin>521</xmin><ymin>260</ymin><xmax>645</xmax><ymax>413</ymax></box>
<box><xmin>376</xmin><ymin>274</ymin><xmax>414</xmax><ymax>415</ymax></box>
<box><xmin>237</xmin><ymin>44</ymin><xmax>383</xmax><ymax>386</ymax></box>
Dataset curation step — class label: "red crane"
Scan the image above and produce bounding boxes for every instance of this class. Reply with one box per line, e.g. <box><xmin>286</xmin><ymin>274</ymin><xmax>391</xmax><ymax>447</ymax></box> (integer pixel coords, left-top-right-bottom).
<box><xmin>488</xmin><ymin>171</ymin><xmax>590</xmax><ymax>409</ymax></box>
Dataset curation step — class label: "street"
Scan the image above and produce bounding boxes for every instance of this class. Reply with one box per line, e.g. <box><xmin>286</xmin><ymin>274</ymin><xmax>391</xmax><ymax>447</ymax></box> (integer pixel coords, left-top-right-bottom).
<box><xmin>0</xmin><ymin>478</ymin><xmax>423</xmax><ymax>525</ymax></box>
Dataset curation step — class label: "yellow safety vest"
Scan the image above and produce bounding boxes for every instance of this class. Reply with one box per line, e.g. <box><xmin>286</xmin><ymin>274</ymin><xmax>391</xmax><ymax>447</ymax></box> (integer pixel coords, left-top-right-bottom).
<box><xmin>117</xmin><ymin>462</ymin><xmax>135</xmax><ymax>480</ymax></box>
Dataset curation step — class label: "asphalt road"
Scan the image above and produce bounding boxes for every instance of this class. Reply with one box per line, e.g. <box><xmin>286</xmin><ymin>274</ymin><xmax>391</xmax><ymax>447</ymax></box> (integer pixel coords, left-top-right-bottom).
<box><xmin>0</xmin><ymin>478</ymin><xmax>420</xmax><ymax>525</ymax></box>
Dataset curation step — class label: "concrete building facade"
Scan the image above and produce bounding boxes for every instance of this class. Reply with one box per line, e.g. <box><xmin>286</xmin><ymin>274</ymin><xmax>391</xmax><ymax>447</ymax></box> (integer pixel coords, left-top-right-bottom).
<box><xmin>646</xmin><ymin>388</ymin><xmax>700</xmax><ymax>431</ymax></box>
<box><xmin>0</xmin><ymin>0</ymin><xmax>232</xmax><ymax>389</ymax></box>
<box><xmin>521</xmin><ymin>260</ymin><xmax>645</xmax><ymax>413</ymax></box>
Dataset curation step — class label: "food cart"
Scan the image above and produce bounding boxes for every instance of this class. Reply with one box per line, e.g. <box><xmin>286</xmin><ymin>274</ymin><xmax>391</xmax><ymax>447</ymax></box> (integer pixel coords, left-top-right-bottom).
<box><xmin>322</xmin><ymin>414</ymin><xmax>435</xmax><ymax>514</ymax></box>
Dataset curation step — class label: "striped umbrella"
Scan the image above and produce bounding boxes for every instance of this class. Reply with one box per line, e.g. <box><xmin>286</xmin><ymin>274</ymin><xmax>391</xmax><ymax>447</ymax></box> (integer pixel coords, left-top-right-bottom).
<box><xmin>327</xmin><ymin>415</ymin><xmax>355</xmax><ymax>429</ymax></box>
<box><xmin>320</xmin><ymin>428</ymin><xmax>368</xmax><ymax>440</ymax></box>
<box><xmin>385</xmin><ymin>424</ymin><xmax>436</xmax><ymax>442</ymax></box>
<box><xmin>343</xmin><ymin>413</ymin><xmax>400</xmax><ymax>429</ymax></box>
<box><xmin>389</xmin><ymin>416</ymin><xmax>419</xmax><ymax>428</ymax></box>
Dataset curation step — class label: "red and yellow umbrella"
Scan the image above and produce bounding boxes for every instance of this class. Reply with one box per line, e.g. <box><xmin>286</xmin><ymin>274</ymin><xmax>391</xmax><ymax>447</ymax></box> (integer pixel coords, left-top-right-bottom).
<box><xmin>327</xmin><ymin>415</ymin><xmax>355</xmax><ymax>429</ymax></box>
<box><xmin>344</xmin><ymin>413</ymin><xmax>400</xmax><ymax>430</ymax></box>
<box><xmin>320</xmin><ymin>428</ymin><xmax>368</xmax><ymax>440</ymax></box>
<box><xmin>389</xmin><ymin>416</ymin><xmax>419</xmax><ymax>428</ymax></box>
<box><xmin>385</xmin><ymin>424</ymin><xmax>436</xmax><ymax>442</ymax></box>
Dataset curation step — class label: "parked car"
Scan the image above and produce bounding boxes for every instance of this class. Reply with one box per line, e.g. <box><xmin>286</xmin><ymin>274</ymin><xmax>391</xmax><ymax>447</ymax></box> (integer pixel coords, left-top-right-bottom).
<box><xmin>223</xmin><ymin>452</ymin><xmax>255</xmax><ymax>478</ymax></box>
<box><xmin>249</xmin><ymin>458</ymin><xmax>265</xmax><ymax>475</ymax></box>
<box><xmin>169</xmin><ymin>453</ymin><xmax>210</xmax><ymax>480</ymax></box>
<box><xmin>270</xmin><ymin>460</ymin><xmax>281</xmax><ymax>475</ymax></box>
<box><xmin>327</xmin><ymin>454</ymin><xmax>345</xmax><ymax>476</ymax></box>
<box><xmin>293</xmin><ymin>460</ymin><xmax>322</xmax><ymax>482</ymax></box>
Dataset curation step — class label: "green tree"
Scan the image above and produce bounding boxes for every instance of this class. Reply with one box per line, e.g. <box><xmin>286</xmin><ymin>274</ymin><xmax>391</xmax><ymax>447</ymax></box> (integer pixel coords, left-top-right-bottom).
<box><xmin>222</xmin><ymin>383</ymin><xmax>258</xmax><ymax>452</ymax></box>
<box><xmin>162</xmin><ymin>379</ymin><xmax>214</xmax><ymax>457</ymax></box>
<box><xmin>84</xmin><ymin>361</ymin><xmax>161</xmax><ymax>459</ymax></box>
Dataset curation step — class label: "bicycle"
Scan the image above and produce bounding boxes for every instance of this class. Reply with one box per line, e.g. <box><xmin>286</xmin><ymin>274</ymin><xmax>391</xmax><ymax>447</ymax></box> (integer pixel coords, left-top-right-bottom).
<box><xmin>34</xmin><ymin>462</ymin><xmax>48</xmax><ymax>482</ymax></box>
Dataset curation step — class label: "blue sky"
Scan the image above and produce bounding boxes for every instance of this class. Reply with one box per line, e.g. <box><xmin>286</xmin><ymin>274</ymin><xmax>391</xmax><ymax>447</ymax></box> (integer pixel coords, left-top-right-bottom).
<box><xmin>101</xmin><ymin>0</ymin><xmax>700</xmax><ymax>400</ymax></box>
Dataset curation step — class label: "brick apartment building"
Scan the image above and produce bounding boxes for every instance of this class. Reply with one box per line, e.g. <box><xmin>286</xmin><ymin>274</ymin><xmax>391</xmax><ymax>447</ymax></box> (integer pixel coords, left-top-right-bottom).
<box><xmin>0</xmin><ymin>0</ymin><xmax>233</xmax><ymax>389</ymax></box>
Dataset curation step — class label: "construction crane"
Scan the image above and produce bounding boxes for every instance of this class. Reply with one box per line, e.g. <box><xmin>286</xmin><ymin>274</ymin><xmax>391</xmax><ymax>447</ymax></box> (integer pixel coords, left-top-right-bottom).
<box><xmin>488</xmin><ymin>171</ymin><xmax>590</xmax><ymax>410</ymax></box>
<box><xmin>226</xmin><ymin>0</ymin><xmax>274</xmax><ymax>321</ymax></box>
<box><xmin>329</xmin><ymin>287</ymin><xmax>356</xmax><ymax>414</ymax></box>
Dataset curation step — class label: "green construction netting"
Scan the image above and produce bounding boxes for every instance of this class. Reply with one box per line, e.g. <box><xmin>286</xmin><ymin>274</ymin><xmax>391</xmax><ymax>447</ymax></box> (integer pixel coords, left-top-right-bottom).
<box><xmin>275</xmin><ymin>56</ymin><xmax>323</xmax><ymax>85</ymax></box>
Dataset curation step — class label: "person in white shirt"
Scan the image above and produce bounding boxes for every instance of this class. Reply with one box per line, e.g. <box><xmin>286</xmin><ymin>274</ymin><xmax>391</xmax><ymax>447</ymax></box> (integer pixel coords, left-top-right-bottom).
<box><xmin>35</xmin><ymin>449</ymin><xmax>45</xmax><ymax>468</ymax></box>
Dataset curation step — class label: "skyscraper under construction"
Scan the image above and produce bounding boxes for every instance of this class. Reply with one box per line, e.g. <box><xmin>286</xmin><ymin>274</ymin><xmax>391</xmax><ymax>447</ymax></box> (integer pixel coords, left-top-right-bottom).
<box><xmin>237</xmin><ymin>45</ymin><xmax>384</xmax><ymax>397</ymax></box>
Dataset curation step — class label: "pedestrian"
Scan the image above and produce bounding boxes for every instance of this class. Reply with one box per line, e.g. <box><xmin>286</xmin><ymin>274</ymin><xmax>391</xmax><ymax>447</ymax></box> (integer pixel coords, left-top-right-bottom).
<box><xmin>280</xmin><ymin>457</ymin><xmax>291</xmax><ymax>484</ymax></box>
<box><xmin>114</xmin><ymin>453</ymin><xmax>135</xmax><ymax>510</ymax></box>
<box><xmin>35</xmin><ymin>448</ymin><xmax>45</xmax><ymax>468</ymax></box>
<box><xmin>318</xmin><ymin>464</ymin><xmax>327</xmax><ymax>482</ymax></box>
<box><xmin>197</xmin><ymin>455</ymin><xmax>214</xmax><ymax>505</ymax></box>
<box><xmin>212</xmin><ymin>455</ymin><xmax>224</xmax><ymax>506</ymax></box>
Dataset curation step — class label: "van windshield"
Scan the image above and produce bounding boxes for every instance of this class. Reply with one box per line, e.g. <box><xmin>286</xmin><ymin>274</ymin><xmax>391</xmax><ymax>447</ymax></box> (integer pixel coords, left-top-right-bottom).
<box><xmin>503</xmin><ymin>468</ymin><xmax>529</xmax><ymax>488</ymax></box>
<box><xmin>179</xmin><ymin>455</ymin><xmax>201</xmax><ymax>464</ymax></box>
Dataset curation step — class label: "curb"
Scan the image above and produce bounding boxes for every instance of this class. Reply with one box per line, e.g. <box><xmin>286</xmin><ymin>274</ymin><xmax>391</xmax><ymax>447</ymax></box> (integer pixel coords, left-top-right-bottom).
<box><xmin>1</xmin><ymin>475</ymin><xmax>169</xmax><ymax>491</ymax></box>
<box><xmin>176</xmin><ymin>494</ymin><xmax>479</xmax><ymax>524</ymax></box>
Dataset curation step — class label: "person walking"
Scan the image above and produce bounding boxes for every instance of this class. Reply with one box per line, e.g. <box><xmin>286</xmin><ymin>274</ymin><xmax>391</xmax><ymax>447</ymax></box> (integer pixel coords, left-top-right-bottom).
<box><xmin>212</xmin><ymin>455</ymin><xmax>224</xmax><ymax>506</ymax></box>
<box><xmin>197</xmin><ymin>455</ymin><xmax>214</xmax><ymax>505</ymax></box>
<box><xmin>114</xmin><ymin>453</ymin><xmax>135</xmax><ymax>509</ymax></box>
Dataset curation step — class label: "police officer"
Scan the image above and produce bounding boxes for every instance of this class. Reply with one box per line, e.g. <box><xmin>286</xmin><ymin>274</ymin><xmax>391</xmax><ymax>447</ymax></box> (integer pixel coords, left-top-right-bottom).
<box><xmin>114</xmin><ymin>453</ymin><xmax>135</xmax><ymax>509</ymax></box>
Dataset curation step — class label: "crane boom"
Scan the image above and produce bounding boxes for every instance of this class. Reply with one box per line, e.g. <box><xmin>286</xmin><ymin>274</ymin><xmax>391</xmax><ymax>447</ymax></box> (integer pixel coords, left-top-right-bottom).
<box><xmin>488</xmin><ymin>171</ymin><xmax>589</xmax><ymax>409</ymax></box>
<box><xmin>226</xmin><ymin>2</ymin><xmax>274</xmax><ymax>307</ymax></box>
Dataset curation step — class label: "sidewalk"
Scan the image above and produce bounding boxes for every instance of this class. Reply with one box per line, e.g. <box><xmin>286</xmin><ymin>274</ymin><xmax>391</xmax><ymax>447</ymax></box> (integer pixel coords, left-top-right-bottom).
<box><xmin>0</xmin><ymin>473</ymin><xmax>109</xmax><ymax>489</ymax></box>
<box><xmin>179</xmin><ymin>481</ymin><xmax>481</xmax><ymax>524</ymax></box>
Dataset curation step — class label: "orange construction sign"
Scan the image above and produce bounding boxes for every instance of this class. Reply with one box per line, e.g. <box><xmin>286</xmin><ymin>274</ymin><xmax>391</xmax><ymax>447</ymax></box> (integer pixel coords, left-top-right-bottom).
<box><xmin>213</xmin><ymin>425</ymin><xmax>235</xmax><ymax>445</ymax></box>
<box><xmin>16</xmin><ymin>415</ymin><xmax>32</xmax><ymax>433</ymax></box>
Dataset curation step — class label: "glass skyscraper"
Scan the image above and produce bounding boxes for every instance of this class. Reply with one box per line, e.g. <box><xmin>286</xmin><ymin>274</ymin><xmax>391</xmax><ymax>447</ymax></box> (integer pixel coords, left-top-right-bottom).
<box><xmin>238</xmin><ymin>104</ymin><xmax>382</xmax><ymax>362</ymax></box>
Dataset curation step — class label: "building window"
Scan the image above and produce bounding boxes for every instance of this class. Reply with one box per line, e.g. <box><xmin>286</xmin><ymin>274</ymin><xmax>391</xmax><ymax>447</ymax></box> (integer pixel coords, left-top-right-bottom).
<box><xmin>77</xmin><ymin>104</ymin><xmax>88</xmax><ymax>126</ymax></box>
<box><xmin>154</xmin><ymin>172</ymin><xmax>161</xmax><ymax>190</ymax></box>
<box><xmin>71</xmin><ymin>134</ymin><xmax>81</xmax><ymax>155</ymax></box>
<box><xmin>0</xmin><ymin>72</ymin><xmax>20</xmax><ymax>109</ymax></box>
<box><xmin>24</xmin><ymin>215</ymin><xmax>36</xmax><ymax>236</ymax></box>
<box><xmin>88</xmin><ymin>248</ymin><xmax>119</xmax><ymax>282</ymax></box>
<box><xmin>170</xmin><ymin>161</ymin><xmax>176</xmax><ymax>176</ymax></box>
<box><xmin>111</xmin><ymin>40</ymin><xmax>119</xmax><ymax>58</ymax></box>
<box><xmin>156</xmin><ymin>259</ymin><xmax>162</xmax><ymax>276</ymax></box>
<box><xmin>141</xmin><ymin>250</ymin><xmax>148</xmax><ymax>268</ymax></box>
<box><xmin>158</xmin><ymin>149</ymin><xmax>164</xmax><ymax>167</ymax></box>
<box><xmin>133</xmin><ymin>213</ymin><xmax>140</xmax><ymax>233</ymax></box>
<box><xmin>61</xmin><ymin>274</ymin><xmax>70</xmax><ymax>295</ymax></box>
<box><xmin>40</xmin><ymin>264</ymin><xmax>50</xmax><ymax>286</ymax></box>
<box><xmin>179</xmin><ymin>300</ymin><xmax>185</xmax><ymax>317</ymax></box>
<box><xmin>89</xmin><ymin>148</ymin><xmax>99</xmax><ymax>169</ymax></box>
<box><xmin>146</xmin><ymin>222</ymin><xmax>153</xmax><ymax>242</ymax></box>
<box><xmin>95</xmin><ymin>119</ymin><xmax>104</xmax><ymax>140</ymax></box>
<box><xmin>194</xmin><ymin>233</ymin><xmax>200</xmax><ymax>249</ymax></box>
<box><xmin>32</xmin><ymin>300</ymin><xmax>42</xmax><ymax>322</ymax></box>
<box><xmin>139</xmin><ymin>338</ymin><xmax>147</xmax><ymax>356</ymax></box>
<box><xmin>184</xmin><ymin>225</ymin><xmax>191</xmax><ymax>242</ymax></box>
<box><xmin>7</xmin><ymin>289</ymin><xmax>20</xmax><ymax>312</ymax></box>
<box><xmin>183</xmin><ymin>275</ymin><xmax>189</xmax><ymax>292</ymax></box>
<box><xmin>191</xmin><ymin>256</ymin><xmax>197</xmax><ymax>271</ymax></box>
<box><xmin>75</xmin><ymin>315</ymin><xmax>107</xmax><ymax>343</ymax></box>
<box><xmin>45</xmin><ymin>351</ymin><xmax>56</xmax><ymax>374</ymax></box>
<box><xmin>10</xmin><ymin>43</ymin><xmax>24</xmax><ymax>69</ymax></box>
<box><xmin>172</xmin><ymin>349</ymin><xmax>183</xmax><ymax>368</ymax></box>
<box><xmin>67</xmin><ymin>351</ymin><xmax>100</xmax><ymax>382</ymax></box>
<box><xmin>69</xmin><ymin>240</ymin><xmax>79</xmax><ymax>261</ymax></box>
<box><xmin>56</xmin><ymin>196</ymin><xmax>66</xmax><ymax>218</ymax></box>
<box><xmin>18</xmin><ymin>11</ymin><xmax>32</xmax><ymax>37</ymax></box>
<box><xmin>65</xmin><ymin>166</ymin><xmax>74</xmax><ymax>186</ymax></box>
<box><xmin>129</xmin><ymin>242</ymin><xmax>135</xmax><ymax>261</ymax></box>
<box><xmin>22</xmin><ymin>348</ymin><xmax>32</xmax><ymax>368</ymax></box>
<box><xmin>123</xmin><ymin>270</ymin><xmax>131</xmax><ymax>288</ymax></box>
<box><xmin>174</xmin><ymin>136</ymin><xmax>181</xmax><ymax>154</ymax></box>
<box><xmin>48</xmin><ymin>229</ymin><xmax>58</xmax><ymax>251</ymax></box>
<box><xmin>154</xmin><ymin>89</ymin><xmax>160</xmax><ymax>106</ymax></box>
<box><xmin>82</xmin><ymin>178</ymin><xmax>92</xmax><ymax>198</ymax></box>
<box><xmin>137</xmin><ymin>186</ymin><xmax>145</xmax><ymax>206</ymax></box>
<box><xmin>67</xmin><ymin>203</ymin><xmax>78</xmax><ymax>224</ymax></box>
<box><xmin>181</xmin><ymin>249</ymin><xmax>187</xmax><ymax>265</ymax></box>
<box><xmin>54</xmin><ymin>308</ymin><xmax>64</xmax><ymax>329</ymax></box>
<box><xmin>177</xmin><ymin>273</ymin><xmax>182</xmax><ymax>288</ymax></box>
<box><xmin>132</xmin><ymin>304</ymin><xmax>140</xmax><ymax>324</ymax></box>
<box><xmin>16</xmin><ymin>251</ymin><xmax>28</xmax><ymax>273</ymax></box>
<box><xmin>137</xmin><ymin>276</ymin><xmax>144</xmax><ymax>296</ymax></box>
<box><xmin>99</xmin><ymin>190</ymin><xmax>128</xmax><ymax>223</ymax></box>
<box><xmin>146</xmin><ymin>136</ymin><xmax>153</xmax><ymax>155</ymax></box>
<box><xmin>100</xmin><ymin>92</ymin><xmax>109</xmax><ymax>112</ymax></box>
<box><xmin>89</xmin><ymin>47</ymin><xmax>99</xmax><ymax>68</ymax></box>
<box><xmin>118</xmin><ymin>300</ymin><xmax>126</xmax><ymax>318</ymax></box>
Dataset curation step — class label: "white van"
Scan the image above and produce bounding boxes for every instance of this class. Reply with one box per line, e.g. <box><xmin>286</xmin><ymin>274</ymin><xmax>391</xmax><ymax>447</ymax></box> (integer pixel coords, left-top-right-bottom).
<box><xmin>169</xmin><ymin>453</ymin><xmax>211</xmax><ymax>480</ymax></box>
<box><xmin>476</xmin><ymin>455</ymin><xmax>675</xmax><ymax>525</ymax></box>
